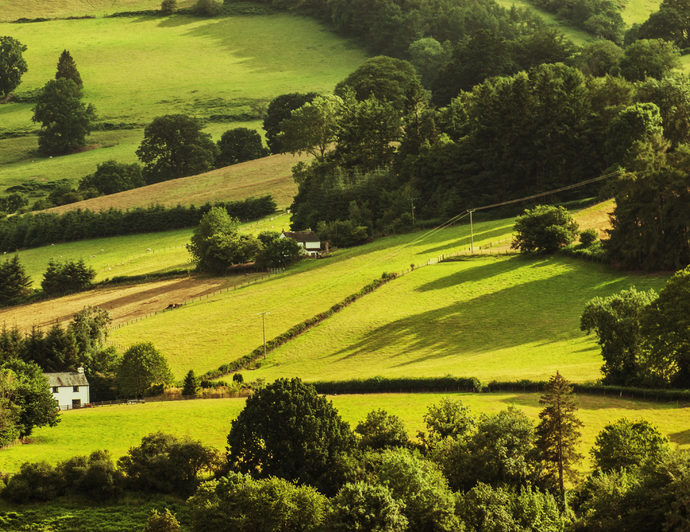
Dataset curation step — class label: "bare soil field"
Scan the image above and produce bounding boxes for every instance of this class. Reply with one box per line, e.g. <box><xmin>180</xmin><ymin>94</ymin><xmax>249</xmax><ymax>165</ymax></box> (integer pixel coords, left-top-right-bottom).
<box><xmin>0</xmin><ymin>274</ymin><xmax>260</xmax><ymax>331</ymax></box>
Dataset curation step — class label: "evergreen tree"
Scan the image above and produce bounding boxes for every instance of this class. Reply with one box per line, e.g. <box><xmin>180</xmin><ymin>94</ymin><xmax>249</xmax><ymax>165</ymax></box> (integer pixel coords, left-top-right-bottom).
<box><xmin>55</xmin><ymin>49</ymin><xmax>82</xmax><ymax>88</ymax></box>
<box><xmin>0</xmin><ymin>255</ymin><xmax>32</xmax><ymax>305</ymax></box>
<box><xmin>182</xmin><ymin>370</ymin><xmax>199</xmax><ymax>396</ymax></box>
<box><xmin>536</xmin><ymin>372</ymin><xmax>583</xmax><ymax>508</ymax></box>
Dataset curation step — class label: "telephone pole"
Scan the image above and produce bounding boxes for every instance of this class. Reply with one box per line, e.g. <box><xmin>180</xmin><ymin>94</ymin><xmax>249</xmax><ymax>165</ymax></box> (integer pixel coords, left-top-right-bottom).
<box><xmin>258</xmin><ymin>312</ymin><xmax>269</xmax><ymax>359</ymax></box>
<box><xmin>469</xmin><ymin>209</ymin><xmax>475</xmax><ymax>254</ymax></box>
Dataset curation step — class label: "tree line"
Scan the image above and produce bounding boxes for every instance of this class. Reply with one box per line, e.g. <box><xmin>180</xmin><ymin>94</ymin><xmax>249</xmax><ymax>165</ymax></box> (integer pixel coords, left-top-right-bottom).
<box><xmin>3</xmin><ymin>376</ymin><xmax>688</xmax><ymax>531</ymax></box>
<box><xmin>0</xmin><ymin>195</ymin><xmax>275</xmax><ymax>252</ymax></box>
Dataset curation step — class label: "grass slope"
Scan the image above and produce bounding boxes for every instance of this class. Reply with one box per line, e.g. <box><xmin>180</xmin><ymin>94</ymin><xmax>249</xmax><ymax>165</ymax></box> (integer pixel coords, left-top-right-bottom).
<box><xmin>10</xmin><ymin>212</ymin><xmax>291</xmax><ymax>283</ymax></box>
<box><xmin>45</xmin><ymin>153</ymin><xmax>303</xmax><ymax>214</ymax></box>
<box><xmin>0</xmin><ymin>392</ymin><xmax>688</xmax><ymax>473</ymax></box>
<box><xmin>0</xmin><ymin>0</ymin><xmax>194</xmax><ymax>22</ymax></box>
<box><xmin>109</xmin><ymin>215</ymin><xmax>518</xmax><ymax>377</ymax></box>
<box><xmin>248</xmin><ymin>255</ymin><xmax>666</xmax><ymax>384</ymax></box>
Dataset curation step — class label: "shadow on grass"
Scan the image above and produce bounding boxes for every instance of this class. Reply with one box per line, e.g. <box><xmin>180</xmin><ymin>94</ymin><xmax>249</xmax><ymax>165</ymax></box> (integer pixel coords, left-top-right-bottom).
<box><xmin>669</xmin><ymin>428</ymin><xmax>690</xmax><ymax>445</ymax></box>
<box><xmin>418</xmin><ymin>223</ymin><xmax>514</xmax><ymax>256</ymax></box>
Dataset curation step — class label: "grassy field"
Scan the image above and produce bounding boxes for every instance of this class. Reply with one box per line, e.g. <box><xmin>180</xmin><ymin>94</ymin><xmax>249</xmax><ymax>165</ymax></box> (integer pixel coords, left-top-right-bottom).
<box><xmin>0</xmin><ymin>0</ymin><xmax>195</xmax><ymax>21</ymax></box>
<box><xmin>45</xmin><ymin>153</ymin><xmax>302</xmax><ymax>214</ymax></box>
<box><xmin>248</xmin><ymin>255</ymin><xmax>666</xmax><ymax>384</ymax></box>
<box><xmin>0</xmin><ymin>392</ymin><xmax>688</xmax><ymax>474</ymax></box>
<box><xmin>0</xmin><ymin>12</ymin><xmax>365</xmax><ymax>198</ymax></box>
<box><xmin>11</xmin><ymin>212</ymin><xmax>291</xmax><ymax>283</ymax></box>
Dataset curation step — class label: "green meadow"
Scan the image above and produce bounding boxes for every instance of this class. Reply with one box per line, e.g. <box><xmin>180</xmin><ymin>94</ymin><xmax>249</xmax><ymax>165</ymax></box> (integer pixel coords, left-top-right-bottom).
<box><xmin>0</xmin><ymin>393</ymin><xmax>688</xmax><ymax>473</ymax></box>
<box><xmin>109</xmin><ymin>215</ymin><xmax>518</xmax><ymax>376</ymax></box>
<box><xmin>13</xmin><ymin>212</ymin><xmax>291</xmax><ymax>282</ymax></box>
<box><xmin>249</xmin><ymin>255</ymin><xmax>666</xmax><ymax>384</ymax></box>
<box><xmin>0</xmin><ymin>0</ymin><xmax>194</xmax><ymax>22</ymax></box>
<box><xmin>0</xmin><ymin>13</ymin><xmax>366</xmax><ymax>194</ymax></box>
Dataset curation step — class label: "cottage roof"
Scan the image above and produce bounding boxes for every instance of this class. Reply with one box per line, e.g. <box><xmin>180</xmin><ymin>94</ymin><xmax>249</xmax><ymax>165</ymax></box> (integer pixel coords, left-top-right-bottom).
<box><xmin>46</xmin><ymin>372</ymin><xmax>89</xmax><ymax>387</ymax></box>
<box><xmin>282</xmin><ymin>230</ymin><xmax>320</xmax><ymax>242</ymax></box>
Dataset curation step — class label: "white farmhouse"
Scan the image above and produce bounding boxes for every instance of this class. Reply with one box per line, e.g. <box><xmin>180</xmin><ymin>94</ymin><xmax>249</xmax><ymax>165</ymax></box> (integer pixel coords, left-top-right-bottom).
<box><xmin>280</xmin><ymin>230</ymin><xmax>322</xmax><ymax>257</ymax></box>
<box><xmin>46</xmin><ymin>367</ymin><xmax>90</xmax><ymax>410</ymax></box>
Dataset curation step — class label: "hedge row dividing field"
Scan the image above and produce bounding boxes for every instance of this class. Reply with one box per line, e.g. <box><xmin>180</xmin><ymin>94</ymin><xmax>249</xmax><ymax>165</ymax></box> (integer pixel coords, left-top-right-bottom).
<box><xmin>0</xmin><ymin>392</ymin><xmax>687</xmax><ymax>475</ymax></box>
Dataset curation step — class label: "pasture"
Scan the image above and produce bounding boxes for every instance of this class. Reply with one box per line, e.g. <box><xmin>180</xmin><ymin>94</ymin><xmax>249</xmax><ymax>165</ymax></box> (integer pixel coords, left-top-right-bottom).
<box><xmin>0</xmin><ymin>392</ymin><xmax>688</xmax><ymax>474</ymax></box>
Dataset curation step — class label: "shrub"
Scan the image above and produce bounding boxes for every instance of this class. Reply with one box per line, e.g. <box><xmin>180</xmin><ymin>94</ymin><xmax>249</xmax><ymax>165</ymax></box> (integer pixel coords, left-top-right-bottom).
<box><xmin>3</xmin><ymin>461</ymin><xmax>63</xmax><ymax>503</ymax></box>
<box><xmin>188</xmin><ymin>472</ymin><xmax>329</xmax><ymax>531</ymax></box>
<box><xmin>512</xmin><ymin>205</ymin><xmax>579</xmax><ymax>253</ymax></box>
<box><xmin>182</xmin><ymin>370</ymin><xmax>199</xmax><ymax>396</ymax></box>
<box><xmin>58</xmin><ymin>450</ymin><xmax>122</xmax><ymax>501</ymax></box>
<box><xmin>328</xmin><ymin>481</ymin><xmax>408</xmax><ymax>531</ymax></box>
<box><xmin>160</xmin><ymin>0</ymin><xmax>177</xmax><ymax>14</ymax></box>
<box><xmin>255</xmin><ymin>232</ymin><xmax>301</xmax><ymax>269</ymax></box>
<box><xmin>41</xmin><ymin>258</ymin><xmax>95</xmax><ymax>295</ymax></box>
<box><xmin>232</xmin><ymin>373</ymin><xmax>243</xmax><ymax>383</ymax></box>
<box><xmin>194</xmin><ymin>0</ymin><xmax>222</xmax><ymax>16</ymax></box>
<box><xmin>118</xmin><ymin>432</ymin><xmax>219</xmax><ymax>495</ymax></box>
<box><xmin>317</xmin><ymin>219</ymin><xmax>369</xmax><ymax>247</ymax></box>
<box><xmin>579</xmin><ymin>228</ymin><xmax>598</xmax><ymax>247</ymax></box>
<box><xmin>78</xmin><ymin>160</ymin><xmax>144</xmax><ymax>196</ymax></box>
<box><xmin>144</xmin><ymin>508</ymin><xmax>181</xmax><ymax>532</ymax></box>
<box><xmin>355</xmin><ymin>409</ymin><xmax>409</xmax><ymax>449</ymax></box>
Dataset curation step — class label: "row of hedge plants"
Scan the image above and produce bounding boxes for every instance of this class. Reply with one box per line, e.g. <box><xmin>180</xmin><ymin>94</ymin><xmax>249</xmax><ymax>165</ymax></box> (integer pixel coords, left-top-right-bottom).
<box><xmin>0</xmin><ymin>196</ymin><xmax>276</xmax><ymax>252</ymax></box>
<box><xmin>200</xmin><ymin>272</ymin><xmax>399</xmax><ymax>380</ymax></box>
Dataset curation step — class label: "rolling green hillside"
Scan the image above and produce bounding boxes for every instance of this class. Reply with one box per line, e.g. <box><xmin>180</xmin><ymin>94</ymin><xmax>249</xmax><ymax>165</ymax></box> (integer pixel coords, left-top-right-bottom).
<box><xmin>0</xmin><ymin>392</ymin><xmax>688</xmax><ymax>473</ymax></box>
<box><xmin>0</xmin><ymin>13</ymin><xmax>366</xmax><ymax>196</ymax></box>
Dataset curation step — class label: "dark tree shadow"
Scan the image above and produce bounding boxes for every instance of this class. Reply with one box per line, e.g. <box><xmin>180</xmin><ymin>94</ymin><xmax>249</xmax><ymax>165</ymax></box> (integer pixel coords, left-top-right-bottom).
<box><xmin>669</xmin><ymin>428</ymin><xmax>690</xmax><ymax>445</ymax></box>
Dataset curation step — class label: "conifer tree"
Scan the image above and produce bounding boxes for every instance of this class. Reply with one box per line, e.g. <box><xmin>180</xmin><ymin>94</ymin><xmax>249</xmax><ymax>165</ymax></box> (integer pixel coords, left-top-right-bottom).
<box><xmin>55</xmin><ymin>49</ymin><xmax>82</xmax><ymax>88</ymax></box>
<box><xmin>0</xmin><ymin>255</ymin><xmax>32</xmax><ymax>305</ymax></box>
<box><xmin>182</xmin><ymin>370</ymin><xmax>199</xmax><ymax>396</ymax></box>
<box><xmin>535</xmin><ymin>371</ymin><xmax>583</xmax><ymax>508</ymax></box>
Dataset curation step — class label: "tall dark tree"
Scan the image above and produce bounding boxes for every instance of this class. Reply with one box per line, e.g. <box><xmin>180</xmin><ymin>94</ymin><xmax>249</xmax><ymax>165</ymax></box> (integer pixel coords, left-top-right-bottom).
<box><xmin>32</xmin><ymin>79</ymin><xmax>95</xmax><ymax>155</ymax></box>
<box><xmin>262</xmin><ymin>92</ymin><xmax>318</xmax><ymax>153</ymax></box>
<box><xmin>0</xmin><ymin>255</ymin><xmax>32</xmax><ymax>305</ymax></box>
<box><xmin>215</xmin><ymin>127</ymin><xmax>268</xmax><ymax>167</ymax></box>
<box><xmin>536</xmin><ymin>372</ymin><xmax>583</xmax><ymax>508</ymax></box>
<box><xmin>182</xmin><ymin>370</ymin><xmax>199</xmax><ymax>396</ymax></box>
<box><xmin>0</xmin><ymin>36</ymin><xmax>28</xmax><ymax>100</ymax></box>
<box><xmin>55</xmin><ymin>49</ymin><xmax>82</xmax><ymax>88</ymax></box>
<box><xmin>227</xmin><ymin>378</ymin><xmax>355</xmax><ymax>493</ymax></box>
<box><xmin>136</xmin><ymin>114</ymin><xmax>217</xmax><ymax>183</ymax></box>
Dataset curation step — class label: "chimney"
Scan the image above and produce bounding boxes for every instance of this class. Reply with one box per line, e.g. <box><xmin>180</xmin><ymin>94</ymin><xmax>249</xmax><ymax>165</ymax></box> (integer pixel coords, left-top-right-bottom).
<box><xmin>77</xmin><ymin>367</ymin><xmax>84</xmax><ymax>374</ymax></box>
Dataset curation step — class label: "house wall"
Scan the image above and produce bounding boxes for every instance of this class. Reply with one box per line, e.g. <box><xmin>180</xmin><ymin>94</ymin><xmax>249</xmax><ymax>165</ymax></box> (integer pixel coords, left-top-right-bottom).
<box><xmin>51</xmin><ymin>385</ymin><xmax>90</xmax><ymax>410</ymax></box>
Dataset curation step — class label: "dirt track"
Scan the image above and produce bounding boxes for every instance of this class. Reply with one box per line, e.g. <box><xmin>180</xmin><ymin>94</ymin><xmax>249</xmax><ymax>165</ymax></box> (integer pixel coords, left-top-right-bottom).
<box><xmin>0</xmin><ymin>274</ymin><xmax>259</xmax><ymax>332</ymax></box>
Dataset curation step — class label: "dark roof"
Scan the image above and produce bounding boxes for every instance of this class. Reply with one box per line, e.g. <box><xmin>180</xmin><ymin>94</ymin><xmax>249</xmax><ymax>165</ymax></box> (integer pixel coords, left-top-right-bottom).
<box><xmin>46</xmin><ymin>372</ymin><xmax>89</xmax><ymax>387</ymax></box>
<box><xmin>282</xmin><ymin>230</ymin><xmax>319</xmax><ymax>242</ymax></box>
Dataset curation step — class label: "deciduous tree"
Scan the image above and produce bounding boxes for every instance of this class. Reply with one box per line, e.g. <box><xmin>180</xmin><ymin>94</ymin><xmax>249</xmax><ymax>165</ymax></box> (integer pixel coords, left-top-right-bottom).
<box><xmin>512</xmin><ymin>205</ymin><xmax>579</xmax><ymax>253</ymax></box>
<box><xmin>116</xmin><ymin>343</ymin><xmax>173</xmax><ymax>398</ymax></box>
<box><xmin>263</xmin><ymin>92</ymin><xmax>318</xmax><ymax>153</ymax></box>
<box><xmin>216</xmin><ymin>127</ymin><xmax>268</xmax><ymax>167</ymax></box>
<box><xmin>0</xmin><ymin>36</ymin><xmax>27</xmax><ymax>99</ymax></box>
<box><xmin>592</xmin><ymin>418</ymin><xmax>669</xmax><ymax>472</ymax></box>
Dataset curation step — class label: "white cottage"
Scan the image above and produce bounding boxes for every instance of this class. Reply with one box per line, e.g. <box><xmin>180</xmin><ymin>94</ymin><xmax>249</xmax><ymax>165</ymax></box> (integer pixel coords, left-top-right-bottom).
<box><xmin>280</xmin><ymin>230</ymin><xmax>322</xmax><ymax>257</ymax></box>
<box><xmin>46</xmin><ymin>367</ymin><xmax>90</xmax><ymax>410</ymax></box>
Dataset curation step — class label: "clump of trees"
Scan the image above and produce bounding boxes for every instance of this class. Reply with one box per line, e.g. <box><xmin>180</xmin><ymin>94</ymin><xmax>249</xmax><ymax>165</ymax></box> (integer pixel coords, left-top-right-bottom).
<box><xmin>512</xmin><ymin>205</ymin><xmax>579</xmax><ymax>253</ymax></box>
<box><xmin>41</xmin><ymin>259</ymin><xmax>96</xmax><ymax>296</ymax></box>
<box><xmin>78</xmin><ymin>160</ymin><xmax>145</xmax><ymax>196</ymax></box>
<box><xmin>188</xmin><ymin>207</ymin><xmax>301</xmax><ymax>274</ymax></box>
<box><xmin>581</xmin><ymin>265</ymin><xmax>690</xmax><ymax>387</ymax></box>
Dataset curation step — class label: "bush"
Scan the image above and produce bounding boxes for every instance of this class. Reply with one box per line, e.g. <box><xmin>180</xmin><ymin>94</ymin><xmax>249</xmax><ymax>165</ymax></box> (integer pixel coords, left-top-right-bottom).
<box><xmin>160</xmin><ymin>0</ymin><xmax>177</xmax><ymax>14</ymax></box>
<box><xmin>232</xmin><ymin>373</ymin><xmax>243</xmax><ymax>383</ymax></box>
<box><xmin>255</xmin><ymin>232</ymin><xmax>301</xmax><ymax>269</ymax></box>
<box><xmin>118</xmin><ymin>432</ymin><xmax>219</xmax><ymax>495</ymax></box>
<box><xmin>579</xmin><ymin>228</ymin><xmax>598</xmax><ymax>247</ymax></box>
<box><xmin>511</xmin><ymin>205</ymin><xmax>579</xmax><ymax>253</ymax></box>
<box><xmin>78</xmin><ymin>160</ymin><xmax>144</xmax><ymax>196</ymax></box>
<box><xmin>41</xmin><ymin>258</ymin><xmax>95</xmax><ymax>295</ymax></box>
<box><xmin>355</xmin><ymin>409</ymin><xmax>409</xmax><ymax>449</ymax></box>
<box><xmin>3</xmin><ymin>461</ymin><xmax>63</xmax><ymax>503</ymax></box>
<box><xmin>182</xmin><ymin>370</ymin><xmax>199</xmax><ymax>396</ymax></box>
<box><xmin>317</xmin><ymin>219</ymin><xmax>369</xmax><ymax>247</ymax></box>
<box><xmin>144</xmin><ymin>508</ymin><xmax>181</xmax><ymax>532</ymax></box>
<box><xmin>58</xmin><ymin>450</ymin><xmax>122</xmax><ymax>501</ymax></box>
<box><xmin>193</xmin><ymin>0</ymin><xmax>222</xmax><ymax>16</ymax></box>
<box><xmin>188</xmin><ymin>472</ymin><xmax>329</xmax><ymax>531</ymax></box>
<box><xmin>328</xmin><ymin>481</ymin><xmax>408</xmax><ymax>531</ymax></box>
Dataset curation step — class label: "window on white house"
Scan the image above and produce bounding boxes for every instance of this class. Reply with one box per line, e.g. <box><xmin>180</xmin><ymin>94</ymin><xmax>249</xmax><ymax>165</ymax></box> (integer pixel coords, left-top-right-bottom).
<box><xmin>73</xmin><ymin>386</ymin><xmax>79</xmax><ymax>392</ymax></box>
<box><xmin>52</xmin><ymin>387</ymin><xmax>58</xmax><ymax>393</ymax></box>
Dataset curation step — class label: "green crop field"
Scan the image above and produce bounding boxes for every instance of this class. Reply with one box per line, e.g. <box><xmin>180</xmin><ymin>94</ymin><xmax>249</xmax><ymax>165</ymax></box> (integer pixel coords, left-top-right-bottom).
<box><xmin>0</xmin><ymin>393</ymin><xmax>688</xmax><ymax>474</ymax></box>
<box><xmin>12</xmin><ymin>212</ymin><xmax>291</xmax><ymax>282</ymax></box>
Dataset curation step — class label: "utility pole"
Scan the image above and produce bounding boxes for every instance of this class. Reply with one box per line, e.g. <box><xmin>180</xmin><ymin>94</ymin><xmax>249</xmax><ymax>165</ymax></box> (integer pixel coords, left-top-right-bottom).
<box><xmin>469</xmin><ymin>209</ymin><xmax>475</xmax><ymax>254</ymax></box>
<box><xmin>258</xmin><ymin>312</ymin><xmax>269</xmax><ymax>359</ymax></box>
